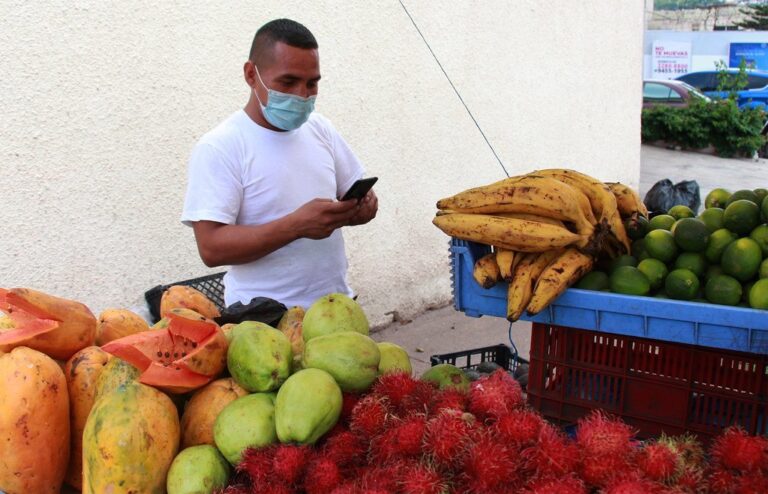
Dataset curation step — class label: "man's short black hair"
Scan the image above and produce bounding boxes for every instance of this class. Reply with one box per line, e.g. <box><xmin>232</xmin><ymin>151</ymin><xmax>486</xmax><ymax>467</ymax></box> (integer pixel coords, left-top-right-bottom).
<box><xmin>249</xmin><ymin>19</ymin><xmax>318</xmax><ymax>66</ymax></box>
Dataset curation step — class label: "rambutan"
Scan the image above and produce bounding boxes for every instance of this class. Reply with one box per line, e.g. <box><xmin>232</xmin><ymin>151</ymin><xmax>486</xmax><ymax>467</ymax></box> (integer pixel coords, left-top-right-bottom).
<box><xmin>249</xmin><ymin>481</ymin><xmax>295</xmax><ymax>494</ymax></box>
<box><xmin>494</xmin><ymin>408</ymin><xmax>544</xmax><ymax>446</ymax></box>
<box><xmin>369</xmin><ymin>415</ymin><xmax>427</xmax><ymax>463</ymax></box>
<box><xmin>575</xmin><ymin>410</ymin><xmax>637</xmax><ymax>458</ymax></box>
<box><xmin>399</xmin><ymin>463</ymin><xmax>449</xmax><ymax>494</ymax></box>
<box><xmin>400</xmin><ymin>380</ymin><xmax>438</xmax><ymax>416</ymax></box>
<box><xmin>637</xmin><ymin>441</ymin><xmax>680</xmax><ymax>481</ymax></box>
<box><xmin>358</xmin><ymin>463</ymin><xmax>406</xmax><ymax>492</ymax></box>
<box><xmin>271</xmin><ymin>444</ymin><xmax>311</xmax><ymax>486</ymax></box>
<box><xmin>430</xmin><ymin>387</ymin><xmax>468</xmax><ymax>414</ymax></box>
<box><xmin>304</xmin><ymin>457</ymin><xmax>343</xmax><ymax>494</ymax></box>
<box><xmin>660</xmin><ymin>433</ymin><xmax>705</xmax><ymax>470</ymax></box>
<box><xmin>423</xmin><ymin>410</ymin><xmax>478</xmax><ymax>468</ymax></box>
<box><xmin>523</xmin><ymin>475</ymin><xmax>587</xmax><ymax>494</ymax></box>
<box><xmin>673</xmin><ymin>465</ymin><xmax>704</xmax><ymax>493</ymax></box>
<box><xmin>461</xmin><ymin>431</ymin><xmax>521</xmax><ymax>492</ymax></box>
<box><xmin>734</xmin><ymin>472</ymin><xmax>768</xmax><ymax>494</ymax></box>
<box><xmin>341</xmin><ymin>392</ymin><xmax>361</xmax><ymax>424</ymax></box>
<box><xmin>602</xmin><ymin>476</ymin><xmax>664</xmax><ymax>494</ymax></box>
<box><xmin>350</xmin><ymin>394</ymin><xmax>391</xmax><ymax>438</ymax></box>
<box><xmin>323</xmin><ymin>429</ymin><xmax>367</xmax><ymax>468</ymax></box>
<box><xmin>521</xmin><ymin>423</ymin><xmax>579</xmax><ymax>479</ymax></box>
<box><xmin>708</xmin><ymin>467</ymin><xmax>737</xmax><ymax>494</ymax></box>
<box><xmin>330</xmin><ymin>481</ymin><xmax>360</xmax><ymax>494</ymax></box>
<box><xmin>710</xmin><ymin>427</ymin><xmax>768</xmax><ymax>473</ymax></box>
<box><xmin>371</xmin><ymin>372</ymin><xmax>419</xmax><ymax>410</ymax></box>
<box><xmin>214</xmin><ymin>485</ymin><xmax>250</xmax><ymax>494</ymax></box>
<box><xmin>467</xmin><ymin>368</ymin><xmax>524</xmax><ymax>421</ymax></box>
<box><xmin>237</xmin><ymin>444</ymin><xmax>277</xmax><ymax>483</ymax></box>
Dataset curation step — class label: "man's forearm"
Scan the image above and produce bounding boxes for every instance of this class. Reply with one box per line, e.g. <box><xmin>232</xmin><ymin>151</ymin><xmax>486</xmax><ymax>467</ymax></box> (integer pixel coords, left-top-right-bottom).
<box><xmin>193</xmin><ymin>217</ymin><xmax>299</xmax><ymax>267</ymax></box>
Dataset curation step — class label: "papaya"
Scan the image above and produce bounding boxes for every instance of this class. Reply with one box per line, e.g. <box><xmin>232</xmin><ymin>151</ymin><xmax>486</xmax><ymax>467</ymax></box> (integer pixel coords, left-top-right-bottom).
<box><xmin>302</xmin><ymin>331</ymin><xmax>380</xmax><ymax>392</ymax></box>
<box><xmin>63</xmin><ymin>346</ymin><xmax>110</xmax><ymax>490</ymax></box>
<box><xmin>180</xmin><ymin>377</ymin><xmax>248</xmax><ymax>449</ymax></box>
<box><xmin>102</xmin><ymin>308</ymin><xmax>228</xmax><ymax>394</ymax></box>
<box><xmin>302</xmin><ymin>293</ymin><xmax>369</xmax><ymax>342</ymax></box>
<box><xmin>93</xmin><ymin>355</ymin><xmax>140</xmax><ymax>402</ymax></box>
<box><xmin>228</xmin><ymin>324</ymin><xmax>292</xmax><ymax>392</ymax></box>
<box><xmin>0</xmin><ymin>287</ymin><xmax>97</xmax><ymax>360</ymax></box>
<box><xmin>0</xmin><ymin>347</ymin><xmax>70</xmax><ymax>493</ymax></box>
<box><xmin>275</xmin><ymin>368</ymin><xmax>342</xmax><ymax>444</ymax></box>
<box><xmin>161</xmin><ymin>285</ymin><xmax>221</xmax><ymax>320</ymax></box>
<box><xmin>277</xmin><ymin>305</ymin><xmax>305</xmax><ymax>358</ymax></box>
<box><xmin>82</xmin><ymin>381</ymin><xmax>180</xmax><ymax>494</ymax></box>
<box><xmin>95</xmin><ymin>308</ymin><xmax>150</xmax><ymax>346</ymax></box>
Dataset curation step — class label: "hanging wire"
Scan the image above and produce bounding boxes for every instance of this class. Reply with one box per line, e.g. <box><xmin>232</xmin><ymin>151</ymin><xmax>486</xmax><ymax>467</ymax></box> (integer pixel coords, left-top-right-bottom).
<box><xmin>397</xmin><ymin>0</ymin><xmax>510</xmax><ymax>178</ymax></box>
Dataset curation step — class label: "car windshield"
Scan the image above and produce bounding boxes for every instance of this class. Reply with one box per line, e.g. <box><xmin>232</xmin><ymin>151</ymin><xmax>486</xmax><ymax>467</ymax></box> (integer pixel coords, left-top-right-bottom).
<box><xmin>678</xmin><ymin>81</ymin><xmax>711</xmax><ymax>101</ymax></box>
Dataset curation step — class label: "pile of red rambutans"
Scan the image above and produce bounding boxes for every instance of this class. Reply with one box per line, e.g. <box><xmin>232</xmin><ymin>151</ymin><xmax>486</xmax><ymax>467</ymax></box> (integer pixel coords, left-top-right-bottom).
<box><xmin>215</xmin><ymin>369</ymin><xmax>768</xmax><ymax>494</ymax></box>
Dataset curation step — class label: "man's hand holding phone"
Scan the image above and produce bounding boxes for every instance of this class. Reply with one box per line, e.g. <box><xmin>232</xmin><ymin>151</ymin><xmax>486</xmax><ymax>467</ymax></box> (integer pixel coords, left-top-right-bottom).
<box><xmin>342</xmin><ymin>177</ymin><xmax>378</xmax><ymax>226</ymax></box>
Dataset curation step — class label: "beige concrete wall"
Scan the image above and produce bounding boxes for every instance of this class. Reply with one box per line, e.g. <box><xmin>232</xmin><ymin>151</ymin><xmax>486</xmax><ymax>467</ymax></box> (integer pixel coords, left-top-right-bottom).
<box><xmin>1</xmin><ymin>1</ymin><xmax>643</xmax><ymax>327</ymax></box>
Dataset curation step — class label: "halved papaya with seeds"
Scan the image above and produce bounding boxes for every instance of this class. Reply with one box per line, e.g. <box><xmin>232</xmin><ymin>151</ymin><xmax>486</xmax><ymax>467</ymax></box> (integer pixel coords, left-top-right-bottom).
<box><xmin>102</xmin><ymin>308</ymin><xmax>228</xmax><ymax>394</ymax></box>
<box><xmin>0</xmin><ymin>287</ymin><xmax>97</xmax><ymax>360</ymax></box>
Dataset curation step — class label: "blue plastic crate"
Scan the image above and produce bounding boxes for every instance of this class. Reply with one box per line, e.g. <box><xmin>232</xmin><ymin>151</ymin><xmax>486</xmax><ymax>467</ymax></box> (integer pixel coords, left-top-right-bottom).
<box><xmin>450</xmin><ymin>238</ymin><xmax>768</xmax><ymax>354</ymax></box>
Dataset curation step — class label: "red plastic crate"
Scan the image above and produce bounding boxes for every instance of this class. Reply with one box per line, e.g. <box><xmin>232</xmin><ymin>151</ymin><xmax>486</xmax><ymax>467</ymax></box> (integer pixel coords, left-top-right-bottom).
<box><xmin>527</xmin><ymin>323</ymin><xmax>768</xmax><ymax>442</ymax></box>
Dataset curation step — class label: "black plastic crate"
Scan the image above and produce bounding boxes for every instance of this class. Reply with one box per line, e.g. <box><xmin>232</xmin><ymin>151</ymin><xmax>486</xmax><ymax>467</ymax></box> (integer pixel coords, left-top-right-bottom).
<box><xmin>144</xmin><ymin>272</ymin><xmax>227</xmax><ymax>323</ymax></box>
<box><xmin>430</xmin><ymin>344</ymin><xmax>528</xmax><ymax>373</ymax></box>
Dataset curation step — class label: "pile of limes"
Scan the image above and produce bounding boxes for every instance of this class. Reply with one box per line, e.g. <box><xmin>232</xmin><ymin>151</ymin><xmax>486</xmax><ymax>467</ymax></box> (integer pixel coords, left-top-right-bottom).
<box><xmin>577</xmin><ymin>187</ymin><xmax>768</xmax><ymax>310</ymax></box>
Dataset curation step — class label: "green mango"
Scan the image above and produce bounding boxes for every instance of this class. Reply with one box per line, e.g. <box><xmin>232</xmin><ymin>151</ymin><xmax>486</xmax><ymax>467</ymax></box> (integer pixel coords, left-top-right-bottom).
<box><xmin>302</xmin><ymin>331</ymin><xmax>380</xmax><ymax>392</ymax></box>
<box><xmin>302</xmin><ymin>293</ymin><xmax>369</xmax><ymax>342</ymax></box>
<box><xmin>227</xmin><ymin>326</ymin><xmax>291</xmax><ymax>392</ymax></box>
<box><xmin>213</xmin><ymin>393</ymin><xmax>276</xmax><ymax>465</ymax></box>
<box><xmin>166</xmin><ymin>445</ymin><xmax>230</xmax><ymax>494</ymax></box>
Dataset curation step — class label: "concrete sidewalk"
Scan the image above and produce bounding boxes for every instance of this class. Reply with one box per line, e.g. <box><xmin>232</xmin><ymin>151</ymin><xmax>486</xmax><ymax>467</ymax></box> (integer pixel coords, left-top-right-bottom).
<box><xmin>374</xmin><ymin>144</ymin><xmax>767</xmax><ymax>377</ymax></box>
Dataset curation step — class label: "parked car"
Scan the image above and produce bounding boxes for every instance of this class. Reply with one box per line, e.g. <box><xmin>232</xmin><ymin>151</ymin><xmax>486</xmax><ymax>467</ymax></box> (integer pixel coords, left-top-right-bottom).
<box><xmin>642</xmin><ymin>79</ymin><xmax>710</xmax><ymax>109</ymax></box>
<box><xmin>675</xmin><ymin>69</ymin><xmax>768</xmax><ymax>110</ymax></box>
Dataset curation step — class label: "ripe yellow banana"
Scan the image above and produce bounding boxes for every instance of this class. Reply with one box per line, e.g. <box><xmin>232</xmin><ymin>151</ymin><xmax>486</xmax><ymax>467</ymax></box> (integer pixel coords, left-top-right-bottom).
<box><xmin>526</xmin><ymin>248</ymin><xmax>594</xmax><ymax>315</ymax></box>
<box><xmin>473</xmin><ymin>253</ymin><xmax>502</xmax><ymax>288</ymax></box>
<box><xmin>506</xmin><ymin>249</ymin><xmax>563</xmax><ymax>322</ymax></box>
<box><xmin>606</xmin><ymin>182</ymin><xmax>649</xmax><ymax>218</ymax></box>
<box><xmin>494</xmin><ymin>212</ymin><xmax>565</xmax><ymax>228</ymax></box>
<box><xmin>533</xmin><ymin>168</ymin><xmax>630</xmax><ymax>254</ymax></box>
<box><xmin>495</xmin><ymin>248</ymin><xmax>516</xmax><ymax>280</ymax></box>
<box><xmin>432</xmin><ymin>213</ymin><xmax>589</xmax><ymax>252</ymax></box>
<box><xmin>435</xmin><ymin>175</ymin><xmax>595</xmax><ymax>238</ymax></box>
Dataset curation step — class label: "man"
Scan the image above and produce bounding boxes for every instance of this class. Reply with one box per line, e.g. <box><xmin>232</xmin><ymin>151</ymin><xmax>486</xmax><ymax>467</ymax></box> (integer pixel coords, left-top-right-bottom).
<box><xmin>182</xmin><ymin>19</ymin><xmax>377</xmax><ymax>309</ymax></box>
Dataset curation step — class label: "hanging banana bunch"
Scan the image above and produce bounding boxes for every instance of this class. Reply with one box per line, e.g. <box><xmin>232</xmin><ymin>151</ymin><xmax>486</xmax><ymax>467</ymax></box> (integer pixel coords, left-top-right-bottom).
<box><xmin>434</xmin><ymin>168</ymin><xmax>645</xmax><ymax>319</ymax></box>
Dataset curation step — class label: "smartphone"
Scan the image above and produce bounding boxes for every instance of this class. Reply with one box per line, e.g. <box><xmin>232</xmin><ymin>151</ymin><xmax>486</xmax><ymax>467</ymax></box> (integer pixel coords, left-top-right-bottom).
<box><xmin>341</xmin><ymin>177</ymin><xmax>378</xmax><ymax>202</ymax></box>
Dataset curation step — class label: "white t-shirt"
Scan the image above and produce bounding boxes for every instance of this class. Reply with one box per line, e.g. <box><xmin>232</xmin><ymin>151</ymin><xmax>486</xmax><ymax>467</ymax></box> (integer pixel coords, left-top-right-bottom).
<box><xmin>181</xmin><ymin>110</ymin><xmax>364</xmax><ymax>309</ymax></box>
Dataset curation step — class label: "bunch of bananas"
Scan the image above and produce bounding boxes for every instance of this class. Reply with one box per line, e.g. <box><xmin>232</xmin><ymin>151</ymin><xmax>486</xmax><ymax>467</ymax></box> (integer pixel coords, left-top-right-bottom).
<box><xmin>433</xmin><ymin>169</ymin><xmax>647</xmax><ymax>321</ymax></box>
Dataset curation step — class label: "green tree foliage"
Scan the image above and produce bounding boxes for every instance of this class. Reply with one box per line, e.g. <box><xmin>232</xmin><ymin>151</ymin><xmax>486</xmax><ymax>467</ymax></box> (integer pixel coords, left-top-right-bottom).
<box><xmin>654</xmin><ymin>0</ymin><xmax>727</xmax><ymax>11</ymax></box>
<box><xmin>735</xmin><ymin>4</ymin><xmax>768</xmax><ymax>30</ymax></box>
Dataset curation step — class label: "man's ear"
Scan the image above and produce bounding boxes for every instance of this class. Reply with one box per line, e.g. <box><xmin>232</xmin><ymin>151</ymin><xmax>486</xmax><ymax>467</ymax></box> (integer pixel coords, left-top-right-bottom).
<box><xmin>243</xmin><ymin>60</ymin><xmax>257</xmax><ymax>86</ymax></box>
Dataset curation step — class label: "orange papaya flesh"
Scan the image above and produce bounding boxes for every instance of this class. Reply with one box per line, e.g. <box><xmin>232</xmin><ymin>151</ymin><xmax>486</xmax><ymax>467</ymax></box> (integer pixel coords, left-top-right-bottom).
<box><xmin>102</xmin><ymin>309</ymin><xmax>227</xmax><ymax>394</ymax></box>
<box><xmin>0</xmin><ymin>288</ymin><xmax>62</xmax><ymax>345</ymax></box>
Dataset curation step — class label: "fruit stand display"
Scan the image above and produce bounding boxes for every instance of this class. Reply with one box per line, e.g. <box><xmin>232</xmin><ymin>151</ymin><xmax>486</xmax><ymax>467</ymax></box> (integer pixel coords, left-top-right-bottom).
<box><xmin>2</xmin><ymin>169</ymin><xmax>768</xmax><ymax>493</ymax></box>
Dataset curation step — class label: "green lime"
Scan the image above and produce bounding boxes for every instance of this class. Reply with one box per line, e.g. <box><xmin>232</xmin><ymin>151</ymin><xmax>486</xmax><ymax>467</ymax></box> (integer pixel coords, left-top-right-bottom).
<box><xmin>704</xmin><ymin>275</ymin><xmax>743</xmax><ymax>306</ymax></box>
<box><xmin>749</xmin><ymin>224</ymin><xmax>768</xmax><ymax>257</ymax></box>
<box><xmin>763</xmin><ymin>195</ymin><xmax>768</xmax><ymax>222</ymax></box>
<box><xmin>609</xmin><ymin>254</ymin><xmax>638</xmax><ymax>273</ymax></box>
<box><xmin>631</xmin><ymin>238</ymin><xmax>650</xmax><ymax>261</ymax></box>
<box><xmin>759</xmin><ymin>258</ymin><xmax>768</xmax><ymax>279</ymax></box>
<box><xmin>575</xmin><ymin>271</ymin><xmax>610</xmax><ymax>291</ymax></box>
<box><xmin>754</xmin><ymin>188</ymin><xmax>768</xmax><ymax>205</ymax></box>
<box><xmin>672</xmin><ymin>218</ymin><xmax>710</xmax><ymax>253</ymax></box>
<box><xmin>665</xmin><ymin>269</ymin><xmax>700</xmax><ymax>300</ymax></box>
<box><xmin>726</xmin><ymin>189</ymin><xmax>760</xmax><ymax>207</ymax></box>
<box><xmin>674</xmin><ymin>252</ymin><xmax>708</xmax><ymax>278</ymax></box>
<box><xmin>637</xmin><ymin>258</ymin><xmax>669</xmax><ymax>290</ymax></box>
<box><xmin>706</xmin><ymin>264</ymin><xmax>725</xmax><ymax>280</ymax></box>
<box><xmin>721</xmin><ymin>237</ymin><xmax>763</xmax><ymax>282</ymax></box>
<box><xmin>668</xmin><ymin>205</ymin><xmax>695</xmax><ymax>220</ymax></box>
<box><xmin>743</xmin><ymin>281</ymin><xmax>756</xmax><ymax>303</ymax></box>
<box><xmin>644</xmin><ymin>229</ymin><xmax>679</xmax><ymax>263</ymax></box>
<box><xmin>723</xmin><ymin>200</ymin><xmax>761</xmax><ymax>236</ymax></box>
<box><xmin>698</xmin><ymin>207</ymin><xmax>724</xmax><ymax>233</ymax></box>
<box><xmin>748</xmin><ymin>279</ymin><xmax>768</xmax><ymax>309</ymax></box>
<box><xmin>609</xmin><ymin>266</ymin><xmax>651</xmax><ymax>296</ymax></box>
<box><xmin>624</xmin><ymin>215</ymin><xmax>649</xmax><ymax>241</ymax></box>
<box><xmin>705</xmin><ymin>228</ymin><xmax>738</xmax><ymax>264</ymax></box>
<box><xmin>705</xmin><ymin>188</ymin><xmax>732</xmax><ymax>209</ymax></box>
<box><xmin>648</xmin><ymin>214</ymin><xmax>676</xmax><ymax>231</ymax></box>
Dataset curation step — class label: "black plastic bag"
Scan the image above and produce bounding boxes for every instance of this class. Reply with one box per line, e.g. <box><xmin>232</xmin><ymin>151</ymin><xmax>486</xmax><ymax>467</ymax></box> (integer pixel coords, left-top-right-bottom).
<box><xmin>214</xmin><ymin>297</ymin><xmax>288</xmax><ymax>327</ymax></box>
<box><xmin>643</xmin><ymin>179</ymin><xmax>701</xmax><ymax>215</ymax></box>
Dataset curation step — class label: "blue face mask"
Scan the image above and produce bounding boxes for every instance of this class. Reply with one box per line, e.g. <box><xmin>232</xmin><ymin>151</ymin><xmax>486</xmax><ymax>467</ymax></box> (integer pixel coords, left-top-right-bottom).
<box><xmin>253</xmin><ymin>63</ymin><xmax>316</xmax><ymax>131</ymax></box>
